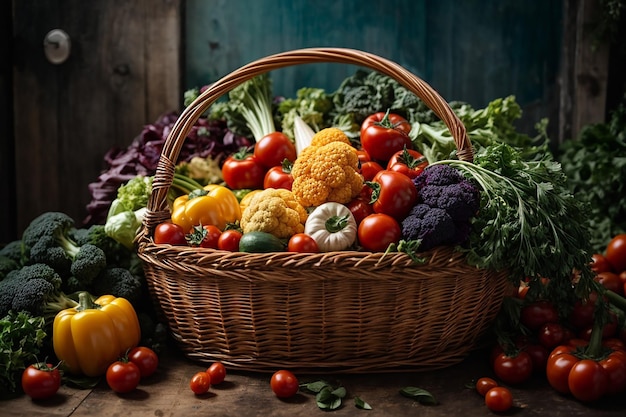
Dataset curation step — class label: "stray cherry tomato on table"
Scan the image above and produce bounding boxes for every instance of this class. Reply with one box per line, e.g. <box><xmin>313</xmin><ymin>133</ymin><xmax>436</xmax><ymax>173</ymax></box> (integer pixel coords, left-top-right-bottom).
<box><xmin>21</xmin><ymin>362</ymin><xmax>61</xmax><ymax>400</ymax></box>
<box><xmin>218</xmin><ymin>229</ymin><xmax>243</xmax><ymax>251</ymax></box>
<box><xmin>270</xmin><ymin>370</ymin><xmax>299</xmax><ymax>398</ymax></box>
<box><xmin>154</xmin><ymin>222</ymin><xmax>187</xmax><ymax>246</ymax></box>
<box><xmin>253</xmin><ymin>132</ymin><xmax>297</xmax><ymax>169</ymax></box>
<box><xmin>106</xmin><ymin>360</ymin><xmax>141</xmax><ymax>394</ymax></box>
<box><xmin>287</xmin><ymin>233</ymin><xmax>319</xmax><ymax>253</ymax></box>
<box><xmin>128</xmin><ymin>346</ymin><xmax>159</xmax><ymax>378</ymax></box>
<box><xmin>190</xmin><ymin>371</ymin><xmax>211</xmax><ymax>395</ymax></box>
<box><xmin>475</xmin><ymin>377</ymin><xmax>498</xmax><ymax>396</ymax></box>
<box><xmin>207</xmin><ymin>362</ymin><xmax>227</xmax><ymax>385</ymax></box>
<box><xmin>484</xmin><ymin>386</ymin><xmax>513</xmax><ymax>412</ymax></box>
<box><xmin>360</xmin><ymin>110</ymin><xmax>412</xmax><ymax>162</ymax></box>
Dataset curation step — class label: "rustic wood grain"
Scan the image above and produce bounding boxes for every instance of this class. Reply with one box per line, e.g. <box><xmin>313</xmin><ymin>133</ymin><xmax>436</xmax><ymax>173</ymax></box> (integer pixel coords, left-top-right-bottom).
<box><xmin>11</xmin><ymin>0</ymin><xmax>182</xmax><ymax>235</ymax></box>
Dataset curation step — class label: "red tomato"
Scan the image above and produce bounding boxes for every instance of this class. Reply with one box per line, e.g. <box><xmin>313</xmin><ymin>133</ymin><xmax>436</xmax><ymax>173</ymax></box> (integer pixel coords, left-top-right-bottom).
<box><xmin>600</xmin><ymin>350</ymin><xmax>626</xmax><ymax>395</ymax></box>
<box><xmin>190</xmin><ymin>371</ymin><xmax>211</xmax><ymax>395</ymax></box>
<box><xmin>546</xmin><ymin>348</ymin><xmax>579</xmax><ymax>394</ymax></box>
<box><xmin>358</xmin><ymin>213</ymin><xmax>401</xmax><ymax>252</ymax></box>
<box><xmin>360</xmin><ymin>111</ymin><xmax>412</xmax><ymax>162</ymax></box>
<box><xmin>21</xmin><ymin>363</ymin><xmax>61</xmax><ymax>400</ymax></box>
<box><xmin>606</xmin><ymin>234</ymin><xmax>626</xmax><ymax>273</ymax></box>
<box><xmin>222</xmin><ymin>149</ymin><xmax>266</xmax><ymax>190</ymax></box>
<box><xmin>253</xmin><ymin>132</ymin><xmax>297</xmax><ymax>169</ymax></box>
<box><xmin>484</xmin><ymin>387</ymin><xmax>513</xmax><ymax>412</ymax></box>
<box><xmin>368</xmin><ymin>170</ymin><xmax>417</xmax><ymax>221</ymax></box>
<box><xmin>128</xmin><ymin>346</ymin><xmax>159</xmax><ymax>378</ymax></box>
<box><xmin>475</xmin><ymin>377</ymin><xmax>498</xmax><ymax>396</ymax></box>
<box><xmin>106</xmin><ymin>360</ymin><xmax>141</xmax><ymax>394</ymax></box>
<box><xmin>187</xmin><ymin>224</ymin><xmax>222</xmax><ymax>248</ymax></box>
<box><xmin>154</xmin><ymin>222</ymin><xmax>187</xmax><ymax>245</ymax></box>
<box><xmin>524</xmin><ymin>343</ymin><xmax>549</xmax><ymax>375</ymax></box>
<box><xmin>287</xmin><ymin>233</ymin><xmax>319</xmax><ymax>253</ymax></box>
<box><xmin>520</xmin><ymin>300</ymin><xmax>559</xmax><ymax>331</ymax></box>
<box><xmin>360</xmin><ymin>161</ymin><xmax>384</xmax><ymax>181</ymax></box>
<box><xmin>569</xmin><ymin>297</ymin><xmax>596</xmax><ymax>330</ymax></box>
<box><xmin>595</xmin><ymin>271</ymin><xmax>623</xmax><ymax>295</ymax></box>
<box><xmin>263</xmin><ymin>164</ymin><xmax>294</xmax><ymax>190</ymax></box>
<box><xmin>218</xmin><ymin>229</ymin><xmax>243</xmax><ymax>251</ymax></box>
<box><xmin>538</xmin><ymin>322</ymin><xmax>567</xmax><ymax>350</ymax></box>
<box><xmin>591</xmin><ymin>253</ymin><xmax>613</xmax><ymax>273</ymax></box>
<box><xmin>270</xmin><ymin>370</ymin><xmax>299</xmax><ymax>398</ymax></box>
<box><xmin>492</xmin><ymin>351</ymin><xmax>533</xmax><ymax>385</ymax></box>
<box><xmin>207</xmin><ymin>362</ymin><xmax>227</xmax><ymax>385</ymax></box>
<box><xmin>568</xmin><ymin>359</ymin><xmax>609</xmax><ymax>402</ymax></box>
<box><xmin>346</xmin><ymin>198</ymin><xmax>374</xmax><ymax>225</ymax></box>
<box><xmin>356</xmin><ymin>149</ymin><xmax>371</xmax><ymax>164</ymax></box>
<box><xmin>386</xmin><ymin>148</ymin><xmax>429</xmax><ymax>179</ymax></box>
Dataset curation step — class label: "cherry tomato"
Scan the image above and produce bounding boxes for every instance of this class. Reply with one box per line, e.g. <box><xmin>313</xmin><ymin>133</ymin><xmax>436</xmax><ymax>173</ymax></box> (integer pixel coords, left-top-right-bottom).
<box><xmin>21</xmin><ymin>363</ymin><xmax>61</xmax><ymax>400</ymax></box>
<box><xmin>368</xmin><ymin>170</ymin><xmax>417</xmax><ymax>221</ymax></box>
<box><xmin>595</xmin><ymin>271</ymin><xmax>623</xmax><ymax>295</ymax></box>
<box><xmin>287</xmin><ymin>233</ymin><xmax>319</xmax><ymax>253</ymax></box>
<box><xmin>356</xmin><ymin>149</ymin><xmax>371</xmax><ymax>164</ymax></box>
<box><xmin>475</xmin><ymin>377</ymin><xmax>498</xmax><ymax>396</ymax></box>
<box><xmin>346</xmin><ymin>198</ymin><xmax>374</xmax><ymax>225</ymax></box>
<box><xmin>492</xmin><ymin>351</ymin><xmax>533</xmax><ymax>385</ymax></box>
<box><xmin>106</xmin><ymin>360</ymin><xmax>141</xmax><ymax>394</ymax></box>
<box><xmin>253</xmin><ymin>132</ymin><xmax>297</xmax><ymax>169</ymax></box>
<box><xmin>520</xmin><ymin>300</ymin><xmax>559</xmax><ymax>331</ymax></box>
<box><xmin>591</xmin><ymin>253</ymin><xmax>613</xmax><ymax>273</ymax></box>
<box><xmin>358</xmin><ymin>213</ymin><xmax>401</xmax><ymax>252</ymax></box>
<box><xmin>569</xmin><ymin>297</ymin><xmax>596</xmax><ymax>330</ymax></box>
<box><xmin>538</xmin><ymin>322</ymin><xmax>567</xmax><ymax>350</ymax></box>
<box><xmin>154</xmin><ymin>222</ymin><xmax>187</xmax><ymax>245</ymax></box>
<box><xmin>360</xmin><ymin>161</ymin><xmax>384</xmax><ymax>181</ymax></box>
<box><xmin>128</xmin><ymin>346</ymin><xmax>159</xmax><ymax>378</ymax></box>
<box><xmin>218</xmin><ymin>229</ymin><xmax>243</xmax><ymax>251</ymax></box>
<box><xmin>484</xmin><ymin>386</ymin><xmax>513</xmax><ymax>412</ymax></box>
<box><xmin>606</xmin><ymin>234</ymin><xmax>626</xmax><ymax>273</ymax></box>
<box><xmin>222</xmin><ymin>148</ymin><xmax>266</xmax><ymax>190</ymax></box>
<box><xmin>263</xmin><ymin>164</ymin><xmax>294</xmax><ymax>190</ymax></box>
<box><xmin>190</xmin><ymin>371</ymin><xmax>211</xmax><ymax>395</ymax></box>
<box><xmin>568</xmin><ymin>359</ymin><xmax>609</xmax><ymax>402</ymax></box>
<box><xmin>270</xmin><ymin>370</ymin><xmax>299</xmax><ymax>398</ymax></box>
<box><xmin>207</xmin><ymin>362</ymin><xmax>227</xmax><ymax>385</ymax></box>
<box><xmin>360</xmin><ymin>111</ymin><xmax>412</xmax><ymax>162</ymax></box>
<box><xmin>386</xmin><ymin>148</ymin><xmax>429</xmax><ymax>179</ymax></box>
<box><xmin>187</xmin><ymin>224</ymin><xmax>222</xmax><ymax>248</ymax></box>
<box><xmin>521</xmin><ymin>343</ymin><xmax>549</xmax><ymax>375</ymax></box>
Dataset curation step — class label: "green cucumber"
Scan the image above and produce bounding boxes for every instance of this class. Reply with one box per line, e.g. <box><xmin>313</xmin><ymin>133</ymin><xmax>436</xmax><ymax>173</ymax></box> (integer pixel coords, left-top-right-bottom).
<box><xmin>238</xmin><ymin>231</ymin><xmax>287</xmax><ymax>253</ymax></box>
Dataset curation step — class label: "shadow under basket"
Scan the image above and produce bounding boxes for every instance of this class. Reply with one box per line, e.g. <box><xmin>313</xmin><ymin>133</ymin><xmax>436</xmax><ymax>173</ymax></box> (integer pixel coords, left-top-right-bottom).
<box><xmin>136</xmin><ymin>47</ymin><xmax>511</xmax><ymax>373</ymax></box>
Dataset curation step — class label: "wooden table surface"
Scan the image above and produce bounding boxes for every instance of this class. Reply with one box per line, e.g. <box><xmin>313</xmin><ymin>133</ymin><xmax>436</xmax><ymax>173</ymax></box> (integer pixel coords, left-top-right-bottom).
<box><xmin>4</xmin><ymin>344</ymin><xmax>625</xmax><ymax>416</ymax></box>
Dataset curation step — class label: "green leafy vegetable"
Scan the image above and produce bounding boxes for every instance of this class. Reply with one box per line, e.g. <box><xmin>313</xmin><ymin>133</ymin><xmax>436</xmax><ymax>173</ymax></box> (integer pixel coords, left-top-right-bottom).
<box><xmin>399</xmin><ymin>386</ymin><xmax>438</xmax><ymax>405</ymax></box>
<box><xmin>278</xmin><ymin>87</ymin><xmax>333</xmax><ymax>140</ymax></box>
<box><xmin>558</xmin><ymin>97</ymin><xmax>626</xmax><ymax>252</ymax></box>
<box><xmin>0</xmin><ymin>311</ymin><xmax>47</xmax><ymax>399</ymax></box>
<box><xmin>301</xmin><ymin>380</ymin><xmax>347</xmax><ymax>411</ymax></box>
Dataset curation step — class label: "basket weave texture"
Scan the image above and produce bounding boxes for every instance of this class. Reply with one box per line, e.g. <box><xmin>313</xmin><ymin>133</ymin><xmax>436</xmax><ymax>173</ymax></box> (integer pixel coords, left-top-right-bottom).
<box><xmin>137</xmin><ymin>48</ymin><xmax>510</xmax><ymax>373</ymax></box>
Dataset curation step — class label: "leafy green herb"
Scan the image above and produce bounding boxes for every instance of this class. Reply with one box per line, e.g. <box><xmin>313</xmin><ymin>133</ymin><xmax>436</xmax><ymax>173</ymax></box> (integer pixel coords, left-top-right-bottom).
<box><xmin>301</xmin><ymin>380</ymin><xmax>347</xmax><ymax>411</ymax></box>
<box><xmin>399</xmin><ymin>386</ymin><xmax>438</xmax><ymax>405</ymax></box>
<box><xmin>354</xmin><ymin>396</ymin><xmax>372</xmax><ymax>410</ymax></box>
<box><xmin>434</xmin><ymin>143</ymin><xmax>595</xmax><ymax>300</ymax></box>
<box><xmin>0</xmin><ymin>311</ymin><xmax>47</xmax><ymax>399</ymax></box>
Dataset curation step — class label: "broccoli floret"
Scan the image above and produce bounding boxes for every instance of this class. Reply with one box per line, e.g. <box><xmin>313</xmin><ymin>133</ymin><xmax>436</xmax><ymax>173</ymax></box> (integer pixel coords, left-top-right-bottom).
<box><xmin>73</xmin><ymin>224</ymin><xmax>132</xmax><ymax>268</ymax></box>
<box><xmin>21</xmin><ymin>212</ymin><xmax>108</xmax><ymax>285</ymax></box>
<box><xmin>0</xmin><ymin>240</ymin><xmax>27</xmax><ymax>266</ymax></box>
<box><xmin>401</xmin><ymin>204</ymin><xmax>457</xmax><ymax>251</ymax></box>
<box><xmin>91</xmin><ymin>267</ymin><xmax>144</xmax><ymax>305</ymax></box>
<box><xmin>0</xmin><ymin>264</ymin><xmax>77</xmax><ymax>322</ymax></box>
<box><xmin>0</xmin><ymin>256</ymin><xmax>19</xmax><ymax>279</ymax></box>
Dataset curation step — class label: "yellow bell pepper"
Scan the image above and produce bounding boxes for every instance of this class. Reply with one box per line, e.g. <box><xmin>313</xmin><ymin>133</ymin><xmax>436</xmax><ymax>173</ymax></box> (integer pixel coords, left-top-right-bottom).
<box><xmin>171</xmin><ymin>184</ymin><xmax>241</xmax><ymax>231</ymax></box>
<box><xmin>52</xmin><ymin>292</ymin><xmax>141</xmax><ymax>377</ymax></box>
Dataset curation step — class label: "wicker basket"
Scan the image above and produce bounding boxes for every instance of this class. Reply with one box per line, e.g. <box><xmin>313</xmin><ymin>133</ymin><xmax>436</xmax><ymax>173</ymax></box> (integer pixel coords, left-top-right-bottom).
<box><xmin>136</xmin><ymin>47</ymin><xmax>510</xmax><ymax>373</ymax></box>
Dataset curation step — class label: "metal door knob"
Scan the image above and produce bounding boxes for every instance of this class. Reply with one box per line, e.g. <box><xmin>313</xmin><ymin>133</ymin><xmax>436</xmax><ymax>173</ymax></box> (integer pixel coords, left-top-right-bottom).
<box><xmin>44</xmin><ymin>29</ymin><xmax>71</xmax><ymax>64</ymax></box>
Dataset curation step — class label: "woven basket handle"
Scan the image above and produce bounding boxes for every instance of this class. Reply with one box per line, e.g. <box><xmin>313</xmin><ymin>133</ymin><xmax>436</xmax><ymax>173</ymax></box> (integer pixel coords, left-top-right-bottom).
<box><xmin>142</xmin><ymin>47</ymin><xmax>472</xmax><ymax>233</ymax></box>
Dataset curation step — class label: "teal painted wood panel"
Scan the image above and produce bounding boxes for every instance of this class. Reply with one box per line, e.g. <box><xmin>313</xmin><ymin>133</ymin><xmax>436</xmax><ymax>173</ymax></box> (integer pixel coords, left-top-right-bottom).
<box><xmin>185</xmin><ymin>0</ymin><xmax>561</xmax><ymax>110</ymax></box>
